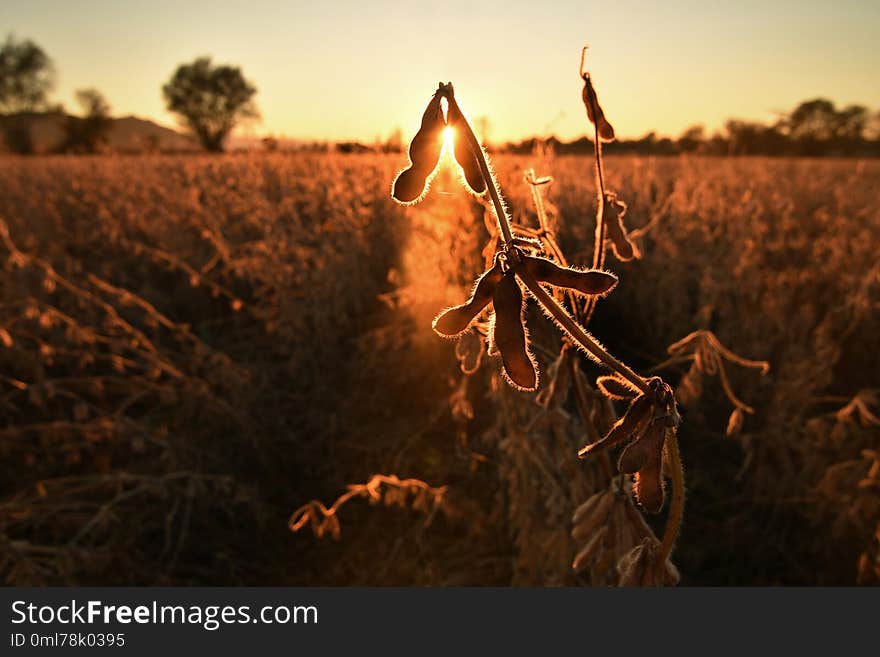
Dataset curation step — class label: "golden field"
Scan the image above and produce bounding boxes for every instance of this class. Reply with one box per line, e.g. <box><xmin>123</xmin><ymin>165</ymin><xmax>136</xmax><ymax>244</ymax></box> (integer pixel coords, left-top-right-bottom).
<box><xmin>1</xmin><ymin>152</ymin><xmax>878</xmax><ymax>585</ymax></box>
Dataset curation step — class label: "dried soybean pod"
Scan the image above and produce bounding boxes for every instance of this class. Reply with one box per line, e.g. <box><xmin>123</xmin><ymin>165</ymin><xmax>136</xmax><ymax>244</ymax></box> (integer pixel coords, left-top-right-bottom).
<box><xmin>618</xmin><ymin>539</ymin><xmax>679</xmax><ymax>587</ymax></box>
<box><xmin>619</xmin><ymin>423</ymin><xmax>667</xmax><ymax>513</ymax></box>
<box><xmin>581</xmin><ymin>74</ymin><xmax>615</xmax><ymax>142</ymax></box>
<box><xmin>392</xmin><ymin>91</ymin><xmax>446</xmax><ymax>203</ymax></box>
<box><xmin>578</xmin><ymin>393</ymin><xmax>652</xmax><ymax>458</ymax></box>
<box><xmin>596</xmin><ymin>374</ymin><xmax>639</xmax><ymax>401</ymax></box>
<box><xmin>490</xmin><ymin>273</ymin><xmax>537</xmax><ymax>390</ymax></box>
<box><xmin>523</xmin><ymin>255</ymin><xmax>618</xmax><ymax>297</ymax></box>
<box><xmin>619</xmin><ymin>420</ymin><xmax>666</xmax><ymax>475</ymax></box>
<box><xmin>446</xmin><ymin>99</ymin><xmax>487</xmax><ymax>195</ymax></box>
<box><xmin>623</xmin><ymin>495</ymin><xmax>655</xmax><ymax>540</ymax></box>
<box><xmin>571</xmin><ymin>491</ymin><xmax>615</xmax><ymax>542</ymax></box>
<box><xmin>433</xmin><ymin>259</ymin><xmax>504</xmax><ymax>337</ymax></box>
<box><xmin>572</xmin><ymin>490</ymin><xmax>605</xmax><ymax>525</ymax></box>
<box><xmin>604</xmin><ymin>193</ymin><xmax>639</xmax><ymax>261</ymax></box>
<box><xmin>572</xmin><ymin>525</ymin><xmax>609</xmax><ymax>572</ymax></box>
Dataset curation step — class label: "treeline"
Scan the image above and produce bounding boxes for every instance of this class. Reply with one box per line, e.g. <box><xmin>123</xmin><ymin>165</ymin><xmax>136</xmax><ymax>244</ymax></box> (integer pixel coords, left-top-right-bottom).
<box><xmin>503</xmin><ymin>99</ymin><xmax>880</xmax><ymax>157</ymax></box>
<box><xmin>4</xmin><ymin>31</ymin><xmax>879</xmax><ymax>157</ymax></box>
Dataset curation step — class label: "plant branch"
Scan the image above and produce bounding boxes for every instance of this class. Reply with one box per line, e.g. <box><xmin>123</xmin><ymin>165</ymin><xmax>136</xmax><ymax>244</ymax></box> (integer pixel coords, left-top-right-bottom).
<box><xmin>444</xmin><ymin>86</ymin><xmax>651</xmax><ymax>396</ymax></box>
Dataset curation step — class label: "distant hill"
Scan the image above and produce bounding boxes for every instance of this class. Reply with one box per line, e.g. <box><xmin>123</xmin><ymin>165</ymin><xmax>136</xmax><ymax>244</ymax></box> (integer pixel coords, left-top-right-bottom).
<box><xmin>0</xmin><ymin>112</ymin><xmax>198</xmax><ymax>153</ymax></box>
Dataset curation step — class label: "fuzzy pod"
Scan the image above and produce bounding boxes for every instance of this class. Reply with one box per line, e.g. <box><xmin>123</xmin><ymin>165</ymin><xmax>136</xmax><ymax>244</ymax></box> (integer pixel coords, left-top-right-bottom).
<box><xmin>536</xmin><ymin>349</ymin><xmax>573</xmax><ymax>409</ymax></box>
<box><xmin>596</xmin><ymin>374</ymin><xmax>640</xmax><ymax>401</ymax></box>
<box><xmin>610</xmin><ymin>497</ymin><xmax>639</xmax><ymax>556</ymax></box>
<box><xmin>522</xmin><ymin>256</ymin><xmax>618</xmax><ymax>296</ymax></box>
<box><xmin>571</xmin><ymin>490</ymin><xmax>615</xmax><ymax>542</ymax></box>
<box><xmin>392</xmin><ymin>92</ymin><xmax>446</xmax><ymax>203</ymax></box>
<box><xmin>618</xmin><ymin>420</ymin><xmax>666</xmax><ymax>474</ymax></box>
<box><xmin>490</xmin><ymin>273</ymin><xmax>537</xmax><ymax>391</ymax></box>
<box><xmin>617</xmin><ymin>538</ymin><xmax>680</xmax><ymax>587</ymax></box>
<box><xmin>446</xmin><ymin>100</ymin><xmax>487</xmax><ymax>195</ymax></box>
<box><xmin>572</xmin><ymin>490</ymin><xmax>605</xmax><ymax>525</ymax></box>
<box><xmin>581</xmin><ymin>76</ymin><xmax>615</xmax><ymax>142</ymax></box>
<box><xmin>572</xmin><ymin>525</ymin><xmax>609</xmax><ymax>573</ymax></box>
<box><xmin>619</xmin><ymin>422</ymin><xmax>667</xmax><ymax>513</ymax></box>
<box><xmin>604</xmin><ymin>194</ymin><xmax>638</xmax><ymax>261</ymax></box>
<box><xmin>578</xmin><ymin>393</ymin><xmax>652</xmax><ymax>458</ymax></box>
<box><xmin>433</xmin><ymin>259</ymin><xmax>504</xmax><ymax>338</ymax></box>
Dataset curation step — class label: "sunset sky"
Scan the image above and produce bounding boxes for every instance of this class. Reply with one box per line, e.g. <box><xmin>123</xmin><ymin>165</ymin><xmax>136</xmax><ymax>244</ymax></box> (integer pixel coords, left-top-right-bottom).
<box><xmin>3</xmin><ymin>0</ymin><xmax>878</xmax><ymax>143</ymax></box>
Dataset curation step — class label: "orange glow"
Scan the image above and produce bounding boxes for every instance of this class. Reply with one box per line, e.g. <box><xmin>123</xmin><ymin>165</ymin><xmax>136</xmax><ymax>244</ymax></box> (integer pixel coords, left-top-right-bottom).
<box><xmin>442</xmin><ymin>126</ymin><xmax>455</xmax><ymax>156</ymax></box>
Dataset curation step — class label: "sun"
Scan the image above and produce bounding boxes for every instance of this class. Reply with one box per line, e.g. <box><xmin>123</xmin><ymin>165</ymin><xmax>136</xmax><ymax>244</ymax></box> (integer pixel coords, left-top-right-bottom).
<box><xmin>442</xmin><ymin>125</ymin><xmax>455</xmax><ymax>155</ymax></box>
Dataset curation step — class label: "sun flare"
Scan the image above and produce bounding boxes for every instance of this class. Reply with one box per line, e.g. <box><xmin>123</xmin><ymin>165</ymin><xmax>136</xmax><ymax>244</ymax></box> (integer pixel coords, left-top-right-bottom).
<box><xmin>442</xmin><ymin>125</ymin><xmax>455</xmax><ymax>156</ymax></box>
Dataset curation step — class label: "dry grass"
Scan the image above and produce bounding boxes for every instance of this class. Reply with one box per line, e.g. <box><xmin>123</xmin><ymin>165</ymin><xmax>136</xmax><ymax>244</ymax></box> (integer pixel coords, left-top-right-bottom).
<box><xmin>0</xmin><ymin>151</ymin><xmax>877</xmax><ymax>585</ymax></box>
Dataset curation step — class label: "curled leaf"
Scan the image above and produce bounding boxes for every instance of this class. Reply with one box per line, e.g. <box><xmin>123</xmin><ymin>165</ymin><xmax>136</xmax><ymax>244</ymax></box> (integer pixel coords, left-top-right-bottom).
<box><xmin>454</xmin><ymin>328</ymin><xmax>485</xmax><ymax>374</ymax></box>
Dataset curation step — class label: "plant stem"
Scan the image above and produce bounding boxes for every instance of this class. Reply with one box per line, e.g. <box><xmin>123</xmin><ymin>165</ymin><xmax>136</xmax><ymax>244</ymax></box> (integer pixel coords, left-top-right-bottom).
<box><xmin>516</xmin><ymin>270</ymin><xmax>650</xmax><ymax>394</ymax></box>
<box><xmin>583</xmin><ymin>74</ymin><xmax>607</xmax><ymax>326</ymax></box>
<box><xmin>657</xmin><ymin>429</ymin><xmax>685</xmax><ymax>573</ymax></box>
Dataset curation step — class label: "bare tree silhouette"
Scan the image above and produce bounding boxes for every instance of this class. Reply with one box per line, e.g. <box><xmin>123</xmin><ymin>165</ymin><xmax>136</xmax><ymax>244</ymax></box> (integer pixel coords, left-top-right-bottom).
<box><xmin>162</xmin><ymin>57</ymin><xmax>258</xmax><ymax>152</ymax></box>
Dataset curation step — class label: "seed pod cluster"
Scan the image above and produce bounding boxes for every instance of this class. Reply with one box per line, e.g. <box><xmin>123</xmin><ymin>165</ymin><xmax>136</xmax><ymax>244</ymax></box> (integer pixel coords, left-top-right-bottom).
<box><xmin>446</xmin><ymin>99</ymin><xmax>487</xmax><ymax>196</ymax></box>
<box><xmin>617</xmin><ymin>537</ymin><xmax>681</xmax><ymax>587</ymax></box>
<box><xmin>579</xmin><ymin>378</ymin><xmax>680</xmax><ymax>512</ymax></box>
<box><xmin>392</xmin><ymin>91</ymin><xmax>446</xmax><ymax>204</ymax></box>
<box><xmin>434</xmin><ymin>248</ymin><xmax>622</xmax><ymax>392</ymax></box>
<box><xmin>571</xmin><ymin>489</ymin><xmax>657</xmax><ymax>582</ymax></box>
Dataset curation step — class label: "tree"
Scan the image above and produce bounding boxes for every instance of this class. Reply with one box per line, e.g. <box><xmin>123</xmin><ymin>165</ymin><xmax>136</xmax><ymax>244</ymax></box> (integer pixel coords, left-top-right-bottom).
<box><xmin>0</xmin><ymin>34</ymin><xmax>56</xmax><ymax>153</ymax></box>
<box><xmin>0</xmin><ymin>34</ymin><xmax>55</xmax><ymax>113</ymax></box>
<box><xmin>61</xmin><ymin>88</ymin><xmax>112</xmax><ymax>153</ymax></box>
<box><xmin>162</xmin><ymin>57</ymin><xmax>258</xmax><ymax>152</ymax></box>
<box><xmin>677</xmin><ymin>125</ymin><xmax>705</xmax><ymax>153</ymax></box>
